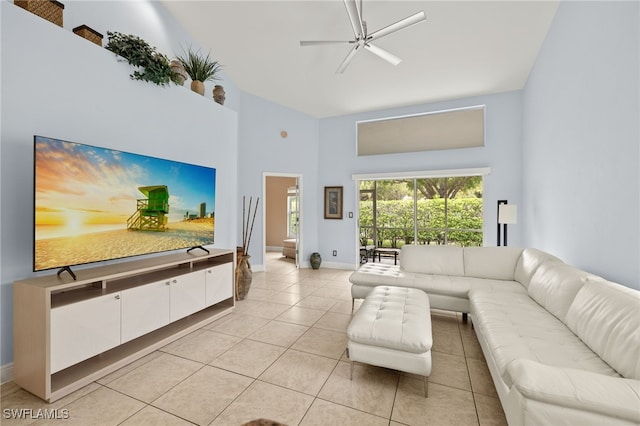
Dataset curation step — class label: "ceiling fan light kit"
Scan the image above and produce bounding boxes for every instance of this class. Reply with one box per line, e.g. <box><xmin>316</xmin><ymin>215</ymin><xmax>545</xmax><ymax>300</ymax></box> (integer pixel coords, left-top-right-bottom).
<box><xmin>300</xmin><ymin>0</ymin><xmax>426</xmax><ymax>73</ymax></box>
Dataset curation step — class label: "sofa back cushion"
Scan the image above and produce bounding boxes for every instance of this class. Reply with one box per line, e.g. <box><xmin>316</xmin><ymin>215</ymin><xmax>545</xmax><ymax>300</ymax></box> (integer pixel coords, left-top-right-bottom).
<box><xmin>400</xmin><ymin>245</ymin><xmax>464</xmax><ymax>276</ymax></box>
<box><xmin>514</xmin><ymin>248</ymin><xmax>563</xmax><ymax>289</ymax></box>
<box><xmin>463</xmin><ymin>247</ymin><xmax>523</xmax><ymax>280</ymax></box>
<box><xmin>527</xmin><ymin>263</ymin><xmax>591</xmax><ymax>322</ymax></box>
<box><xmin>565</xmin><ymin>278</ymin><xmax>640</xmax><ymax>379</ymax></box>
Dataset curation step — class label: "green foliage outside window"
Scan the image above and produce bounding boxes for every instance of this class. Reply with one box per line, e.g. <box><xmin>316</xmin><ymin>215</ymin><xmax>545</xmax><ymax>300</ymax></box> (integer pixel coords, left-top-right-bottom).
<box><xmin>360</xmin><ymin>198</ymin><xmax>483</xmax><ymax>247</ymax></box>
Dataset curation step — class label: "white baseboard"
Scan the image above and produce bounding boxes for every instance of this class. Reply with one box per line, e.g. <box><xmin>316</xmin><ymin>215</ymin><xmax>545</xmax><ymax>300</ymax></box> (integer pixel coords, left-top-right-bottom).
<box><xmin>305</xmin><ymin>261</ymin><xmax>357</xmax><ymax>270</ymax></box>
<box><xmin>1</xmin><ymin>362</ymin><xmax>13</xmax><ymax>384</ymax></box>
<box><xmin>266</xmin><ymin>246</ymin><xmax>282</xmax><ymax>252</ymax></box>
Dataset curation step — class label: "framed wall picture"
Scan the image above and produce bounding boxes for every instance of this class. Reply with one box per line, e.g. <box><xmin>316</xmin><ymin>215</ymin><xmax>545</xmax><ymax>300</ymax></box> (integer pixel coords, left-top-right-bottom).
<box><xmin>324</xmin><ymin>186</ymin><xmax>343</xmax><ymax>219</ymax></box>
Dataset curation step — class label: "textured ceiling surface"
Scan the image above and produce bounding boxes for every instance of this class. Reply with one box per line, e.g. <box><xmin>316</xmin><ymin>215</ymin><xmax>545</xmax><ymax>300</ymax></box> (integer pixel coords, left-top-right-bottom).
<box><xmin>163</xmin><ymin>1</ymin><xmax>559</xmax><ymax>117</ymax></box>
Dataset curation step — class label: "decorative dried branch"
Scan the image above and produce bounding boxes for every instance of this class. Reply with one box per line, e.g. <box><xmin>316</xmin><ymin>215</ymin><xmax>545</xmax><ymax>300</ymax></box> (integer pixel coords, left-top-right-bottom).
<box><xmin>240</xmin><ymin>196</ymin><xmax>260</xmax><ymax>256</ymax></box>
<box><xmin>245</xmin><ymin>197</ymin><xmax>260</xmax><ymax>256</ymax></box>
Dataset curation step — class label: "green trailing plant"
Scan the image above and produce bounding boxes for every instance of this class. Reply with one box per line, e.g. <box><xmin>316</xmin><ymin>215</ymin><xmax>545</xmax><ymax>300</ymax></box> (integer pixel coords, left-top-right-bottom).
<box><xmin>105</xmin><ymin>31</ymin><xmax>181</xmax><ymax>86</ymax></box>
<box><xmin>176</xmin><ymin>47</ymin><xmax>222</xmax><ymax>82</ymax></box>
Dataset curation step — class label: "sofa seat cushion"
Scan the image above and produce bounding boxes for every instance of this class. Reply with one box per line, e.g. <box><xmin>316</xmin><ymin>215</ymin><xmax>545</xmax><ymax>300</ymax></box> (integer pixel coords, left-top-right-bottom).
<box><xmin>566</xmin><ymin>277</ymin><xmax>640</xmax><ymax>380</ymax></box>
<box><xmin>347</xmin><ymin>286</ymin><xmax>432</xmax><ymax>354</ymax></box>
<box><xmin>409</xmin><ymin>275</ymin><xmax>523</xmax><ymax>298</ymax></box>
<box><xmin>351</xmin><ymin>263</ymin><xmax>525</xmax><ymax>299</ymax></box>
<box><xmin>507</xmin><ymin>359</ymin><xmax>640</xmax><ymax>424</ymax></box>
<box><xmin>470</xmin><ymin>288</ymin><xmax>620</xmax><ymax>388</ymax></box>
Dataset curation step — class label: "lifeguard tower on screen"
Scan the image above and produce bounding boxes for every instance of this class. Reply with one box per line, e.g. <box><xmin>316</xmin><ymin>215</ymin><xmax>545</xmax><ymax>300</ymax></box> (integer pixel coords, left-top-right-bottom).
<box><xmin>127</xmin><ymin>185</ymin><xmax>169</xmax><ymax>231</ymax></box>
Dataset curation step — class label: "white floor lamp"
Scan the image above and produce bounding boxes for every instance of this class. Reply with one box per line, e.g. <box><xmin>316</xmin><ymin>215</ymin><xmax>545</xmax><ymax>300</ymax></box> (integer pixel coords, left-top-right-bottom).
<box><xmin>497</xmin><ymin>200</ymin><xmax>518</xmax><ymax>246</ymax></box>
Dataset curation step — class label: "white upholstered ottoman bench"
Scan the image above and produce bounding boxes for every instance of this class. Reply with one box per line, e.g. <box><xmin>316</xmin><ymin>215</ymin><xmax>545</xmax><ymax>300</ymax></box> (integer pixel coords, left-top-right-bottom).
<box><xmin>347</xmin><ymin>286</ymin><xmax>432</xmax><ymax>397</ymax></box>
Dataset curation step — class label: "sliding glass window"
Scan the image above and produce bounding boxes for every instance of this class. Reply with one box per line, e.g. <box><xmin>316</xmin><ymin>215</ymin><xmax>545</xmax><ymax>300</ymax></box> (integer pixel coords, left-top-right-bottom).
<box><xmin>359</xmin><ymin>176</ymin><xmax>483</xmax><ymax>248</ymax></box>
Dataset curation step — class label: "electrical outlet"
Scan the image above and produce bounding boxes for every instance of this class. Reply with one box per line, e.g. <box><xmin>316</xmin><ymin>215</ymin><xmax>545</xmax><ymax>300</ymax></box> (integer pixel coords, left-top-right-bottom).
<box><xmin>332</xmin><ymin>250</ymin><xmax>337</xmax><ymax>256</ymax></box>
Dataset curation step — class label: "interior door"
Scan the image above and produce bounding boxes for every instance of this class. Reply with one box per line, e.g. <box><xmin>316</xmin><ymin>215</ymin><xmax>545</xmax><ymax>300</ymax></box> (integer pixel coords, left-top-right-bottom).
<box><xmin>290</xmin><ymin>181</ymin><xmax>300</xmax><ymax>268</ymax></box>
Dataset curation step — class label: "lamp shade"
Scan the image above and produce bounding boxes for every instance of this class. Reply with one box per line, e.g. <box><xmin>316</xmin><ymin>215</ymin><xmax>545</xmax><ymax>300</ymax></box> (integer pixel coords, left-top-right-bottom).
<box><xmin>498</xmin><ymin>204</ymin><xmax>518</xmax><ymax>224</ymax></box>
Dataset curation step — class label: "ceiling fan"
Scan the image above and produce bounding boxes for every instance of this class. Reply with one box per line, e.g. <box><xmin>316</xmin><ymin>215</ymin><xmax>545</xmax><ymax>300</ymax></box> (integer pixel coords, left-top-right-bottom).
<box><xmin>300</xmin><ymin>0</ymin><xmax>426</xmax><ymax>73</ymax></box>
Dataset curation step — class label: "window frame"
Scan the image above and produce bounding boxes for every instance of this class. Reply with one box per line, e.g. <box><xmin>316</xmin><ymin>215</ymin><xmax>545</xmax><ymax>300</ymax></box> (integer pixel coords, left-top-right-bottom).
<box><xmin>355</xmin><ymin>168</ymin><xmax>488</xmax><ymax>249</ymax></box>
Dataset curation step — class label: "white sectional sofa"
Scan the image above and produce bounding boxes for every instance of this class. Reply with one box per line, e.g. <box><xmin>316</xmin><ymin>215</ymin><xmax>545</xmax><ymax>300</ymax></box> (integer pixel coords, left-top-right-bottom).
<box><xmin>349</xmin><ymin>245</ymin><xmax>640</xmax><ymax>425</ymax></box>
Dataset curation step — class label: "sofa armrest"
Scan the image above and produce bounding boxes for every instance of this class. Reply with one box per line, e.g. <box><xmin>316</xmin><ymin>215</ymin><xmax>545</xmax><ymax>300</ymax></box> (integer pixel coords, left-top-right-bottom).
<box><xmin>507</xmin><ymin>359</ymin><xmax>640</xmax><ymax>423</ymax></box>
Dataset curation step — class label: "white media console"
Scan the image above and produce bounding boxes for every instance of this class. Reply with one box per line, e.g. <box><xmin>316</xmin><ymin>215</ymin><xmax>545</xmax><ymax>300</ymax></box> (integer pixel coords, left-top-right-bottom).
<box><xmin>13</xmin><ymin>249</ymin><xmax>235</xmax><ymax>402</ymax></box>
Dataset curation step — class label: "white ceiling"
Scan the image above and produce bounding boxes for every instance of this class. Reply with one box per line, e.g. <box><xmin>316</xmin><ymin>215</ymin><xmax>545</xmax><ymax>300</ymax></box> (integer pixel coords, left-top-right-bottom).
<box><xmin>162</xmin><ymin>1</ymin><xmax>559</xmax><ymax>118</ymax></box>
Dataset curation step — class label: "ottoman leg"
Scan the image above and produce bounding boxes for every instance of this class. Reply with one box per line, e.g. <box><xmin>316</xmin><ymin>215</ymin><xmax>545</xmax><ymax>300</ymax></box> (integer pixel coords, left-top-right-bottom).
<box><xmin>424</xmin><ymin>376</ymin><xmax>429</xmax><ymax>398</ymax></box>
<box><xmin>351</xmin><ymin>298</ymin><xmax>354</xmax><ymax>313</ymax></box>
<box><xmin>350</xmin><ymin>361</ymin><xmax>354</xmax><ymax>380</ymax></box>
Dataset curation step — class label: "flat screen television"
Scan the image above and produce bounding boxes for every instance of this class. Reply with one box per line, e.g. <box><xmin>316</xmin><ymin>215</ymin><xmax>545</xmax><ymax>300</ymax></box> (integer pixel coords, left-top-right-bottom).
<box><xmin>33</xmin><ymin>135</ymin><xmax>216</xmax><ymax>276</ymax></box>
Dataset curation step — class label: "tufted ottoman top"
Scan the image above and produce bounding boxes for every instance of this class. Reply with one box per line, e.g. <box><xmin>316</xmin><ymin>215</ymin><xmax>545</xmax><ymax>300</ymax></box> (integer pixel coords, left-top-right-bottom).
<box><xmin>347</xmin><ymin>286</ymin><xmax>432</xmax><ymax>354</ymax></box>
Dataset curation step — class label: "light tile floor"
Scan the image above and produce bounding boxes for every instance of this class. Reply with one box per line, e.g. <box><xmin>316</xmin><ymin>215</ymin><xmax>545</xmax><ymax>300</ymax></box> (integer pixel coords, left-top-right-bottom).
<box><xmin>1</xmin><ymin>252</ymin><xmax>508</xmax><ymax>426</ymax></box>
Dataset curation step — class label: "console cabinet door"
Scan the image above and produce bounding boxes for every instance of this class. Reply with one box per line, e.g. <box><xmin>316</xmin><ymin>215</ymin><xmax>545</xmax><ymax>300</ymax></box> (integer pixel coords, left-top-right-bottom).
<box><xmin>205</xmin><ymin>263</ymin><xmax>233</xmax><ymax>306</ymax></box>
<box><xmin>50</xmin><ymin>293</ymin><xmax>121</xmax><ymax>373</ymax></box>
<box><xmin>170</xmin><ymin>271</ymin><xmax>206</xmax><ymax>322</ymax></box>
<box><xmin>121</xmin><ymin>280</ymin><xmax>171</xmax><ymax>343</ymax></box>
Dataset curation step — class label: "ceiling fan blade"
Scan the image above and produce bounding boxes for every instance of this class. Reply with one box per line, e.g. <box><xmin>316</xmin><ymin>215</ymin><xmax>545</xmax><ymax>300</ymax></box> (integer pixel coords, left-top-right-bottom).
<box><xmin>367</xmin><ymin>11</ymin><xmax>426</xmax><ymax>42</ymax></box>
<box><xmin>336</xmin><ymin>44</ymin><xmax>361</xmax><ymax>74</ymax></box>
<box><xmin>300</xmin><ymin>40</ymin><xmax>351</xmax><ymax>46</ymax></box>
<box><xmin>364</xmin><ymin>43</ymin><xmax>402</xmax><ymax>66</ymax></box>
<box><xmin>343</xmin><ymin>0</ymin><xmax>365</xmax><ymax>38</ymax></box>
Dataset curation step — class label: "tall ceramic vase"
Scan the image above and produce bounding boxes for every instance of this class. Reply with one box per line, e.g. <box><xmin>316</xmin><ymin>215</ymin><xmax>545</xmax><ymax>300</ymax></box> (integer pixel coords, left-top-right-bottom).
<box><xmin>235</xmin><ymin>254</ymin><xmax>252</xmax><ymax>300</ymax></box>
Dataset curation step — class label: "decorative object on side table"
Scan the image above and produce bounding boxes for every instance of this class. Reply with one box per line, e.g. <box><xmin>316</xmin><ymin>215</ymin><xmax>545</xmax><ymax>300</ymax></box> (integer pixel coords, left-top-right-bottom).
<box><xmin>324</xmin><ymin>186</ymin><xmax>343</xmax><ymax>219</ymax></box>
<box><xmin>15</xmin><ymin>0</ymin><xmax>64</xmax><ymax>27</ymax></box>
<box><xmin>236</xmin><ymin>195</ymin><xmax>260</xmax><ymax>300</ymax></box>
<box><xmin>105</xmin><ymin>31</ymin><xmax>182</xmax><ymax>86</ymax></box>
<box><xmin>310</xmin><ymin>252</ymin><xmax>322</xmax><ymax>269</ymax></box>
<box><xmin>72</xmin><ymin>25</ymin><xmax>103</xmax><ymax>46</ymax></box>
<box><xmin>176</xmin><ymin>47</ymin><xmax>222</xmax><ymax>96</ymax></box>
<box><xmin>213</xmin><ymin>85</ymin><xmax>226</xmax><ymax>105</ymax></box>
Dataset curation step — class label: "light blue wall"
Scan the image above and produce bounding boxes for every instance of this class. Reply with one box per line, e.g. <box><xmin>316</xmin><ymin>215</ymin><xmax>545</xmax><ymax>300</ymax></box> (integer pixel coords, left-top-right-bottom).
<box><xmin>59</xmin><ymin>1</ymin><xmax>242</xmax><ymax>112</ymax></box>
<box><xmin>317</xmin><ymin>91</ymin><xmax>524</xmax><ymax>266</ymax></box>
<box><xmin>0</xmin><ymin>1</ymin><xmax>238</xmax><ymax>367</ymax></box>
<box><xmin>522</xmin><ymin>1</ymin><xmax>639</xmax><ymax>289</ymax></box>
<box><xmin>236</xmin><ymin>92</ymin><xmax>320</xmax><ymax>268</ymax></box>
<box><xmin>3</xmin><ymin>0</ymin><xmax>637</xmax><ymax>375</ymax></box>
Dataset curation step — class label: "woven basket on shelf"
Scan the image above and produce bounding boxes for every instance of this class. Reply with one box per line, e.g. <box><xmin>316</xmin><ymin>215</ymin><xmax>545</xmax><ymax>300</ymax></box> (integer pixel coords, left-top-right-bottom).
<box><xmin>73</xmin><ymin>25</ymin><xmax>103</xmax><ymax>46</ymax></box>
<box><xmin>14</xmin><ymin>0</ymin><xmax>64</xmax><ymax>27</ymax></box>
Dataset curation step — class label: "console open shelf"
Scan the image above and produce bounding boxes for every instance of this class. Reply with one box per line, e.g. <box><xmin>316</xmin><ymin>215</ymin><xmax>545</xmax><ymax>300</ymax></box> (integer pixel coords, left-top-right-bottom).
<box><xmin>13</xmin><ymin>249</ymin><xmax>235</xmax><ymax>402</ymax></box>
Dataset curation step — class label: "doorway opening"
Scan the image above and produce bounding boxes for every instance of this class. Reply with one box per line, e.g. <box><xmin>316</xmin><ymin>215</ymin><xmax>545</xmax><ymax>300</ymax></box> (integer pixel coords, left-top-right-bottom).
<box><xmin>263</xmin><ymin>173</ymin><xmax>302</xmax><ymax>271</ymax></box>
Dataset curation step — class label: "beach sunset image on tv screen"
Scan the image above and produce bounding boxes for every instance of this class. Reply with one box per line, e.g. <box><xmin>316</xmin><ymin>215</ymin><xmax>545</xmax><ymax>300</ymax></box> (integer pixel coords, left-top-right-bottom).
<box><xmin>33</xmin><ymin>136</ymin><xmax>216</xmax><ymax>272</ymax></box>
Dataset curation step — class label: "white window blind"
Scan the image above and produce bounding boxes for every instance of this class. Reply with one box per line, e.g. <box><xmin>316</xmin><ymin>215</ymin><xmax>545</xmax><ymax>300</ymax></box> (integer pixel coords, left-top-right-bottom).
<box><xmin>357</xmin><ymin>105</ymin><xmax>485</xmax><ymax>156</ymax></box>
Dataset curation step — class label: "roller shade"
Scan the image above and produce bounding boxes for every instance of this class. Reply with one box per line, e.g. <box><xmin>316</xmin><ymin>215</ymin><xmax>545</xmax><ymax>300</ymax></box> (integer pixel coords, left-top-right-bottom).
<box><xmin>357</xmin><ymin>106</ymin><xmax>485</xmax><ymax>156</ymax></box>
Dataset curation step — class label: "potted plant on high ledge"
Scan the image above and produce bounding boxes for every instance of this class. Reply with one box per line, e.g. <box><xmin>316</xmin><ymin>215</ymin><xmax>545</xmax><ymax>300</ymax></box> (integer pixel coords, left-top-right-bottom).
<box><xmin>176</xmin><ymin>47</ymin><xmax>222</xmax><ymax>96</ymax></box>
<box><xmin>105</xmin><ymin>31</ymin><xmax>181</xmax><ymax>86</ymax></box>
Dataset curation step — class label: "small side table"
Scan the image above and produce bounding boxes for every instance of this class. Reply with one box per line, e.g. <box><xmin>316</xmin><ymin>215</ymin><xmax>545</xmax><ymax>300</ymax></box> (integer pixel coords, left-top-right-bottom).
<box><xmin>374</xmin><ymin>248</ymin><xmax>400</xmax><ymax>265</ymax></box>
